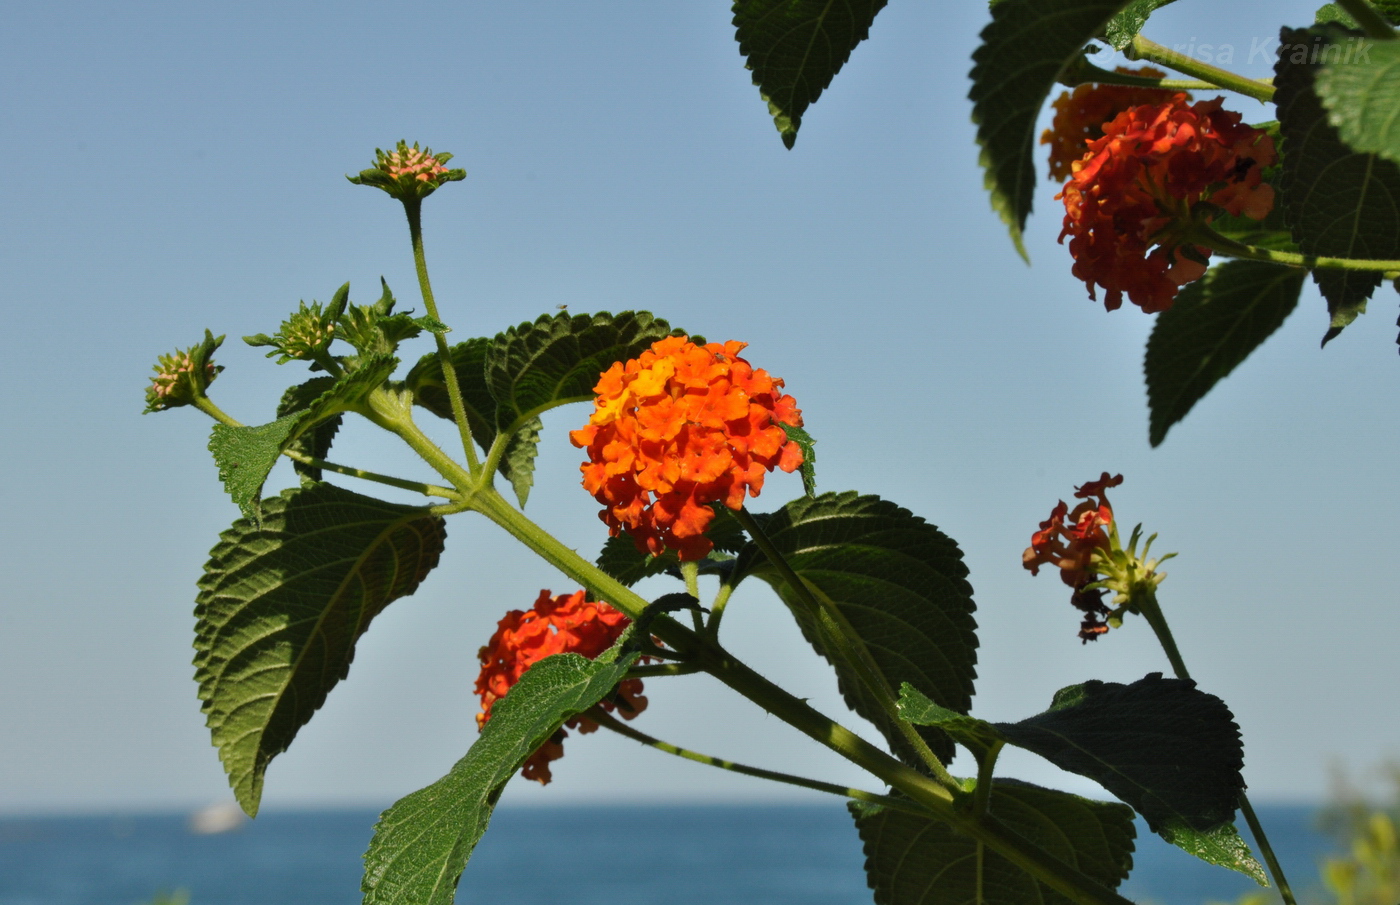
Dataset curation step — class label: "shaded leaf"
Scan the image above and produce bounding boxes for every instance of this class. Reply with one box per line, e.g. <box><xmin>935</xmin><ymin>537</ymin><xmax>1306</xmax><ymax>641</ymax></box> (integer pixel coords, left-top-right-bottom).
<box><xmin>362</xmin><ymin>646</ymin><xmax>639</xmax><ymax>905</ymax></box>
<box><xmin>732</xmin><ymin>0</ymin><xmax>888</xmax><ymax>148</ymax></box>
<box><xmin>850</xmin><ymin>780</ymin><xmax>1136</xmax><ymax>905</ymax></box>
<box><xmin>1315</xmin><ymin>1</ymin><xmax>1400</xmax><ymax>26</ymax></box>
<box><xmin>1316</xmin><ymin>34</ymin><xmax>1400</xmax><ymax>168</ymax></box>
<box><xmin>1102</xmin><ymin>0</ymin><xmax>1178</xmax><ymax>50</ymax></box>
<box><xmin>278</xmin><ymin>377</ymin><xmax>343</xmax><ymax>482</ymax></box>
<box><xmin>1145</xmin><ymin>261</ymin><xmax>1306</xmax><ymax>446</ymax></box>
<box><xmin>194</xmin><ymin>483</ymin><xmax>446</xmax><ymax>815</ymax></box>
<box><xmin>732</xmin><ymin>492</ymin><xmax>978</xmax><ymax>767</ymax></box>
<box><xmin>1276</xmin><ymin>25</ymin><xmax>1400</xmax><ymax>342</ymax></box>
<box><xmin>970</xmin><ymin>0</ymin><xmax>1136</xmax><ymax>255</ymax></box>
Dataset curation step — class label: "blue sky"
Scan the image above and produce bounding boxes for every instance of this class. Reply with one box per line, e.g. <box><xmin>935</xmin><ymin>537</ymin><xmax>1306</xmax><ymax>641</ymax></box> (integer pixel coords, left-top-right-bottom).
<box><xmin>3</xmin><ymin>0</ymin><xmax>1396</xmax><ymax>815</ymax></box>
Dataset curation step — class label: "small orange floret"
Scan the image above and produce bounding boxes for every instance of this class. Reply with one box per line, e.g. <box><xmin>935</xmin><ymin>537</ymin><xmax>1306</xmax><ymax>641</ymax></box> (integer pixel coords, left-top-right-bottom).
<box><xmin>570</xmin><ymin>336</ymin><xmax>804</xmax><ymax>561</ymax></box>
<box><xmin>1023</xmin><ymin>475</ymin><xmax>1124</xmax><ymax>643</ymax></box>
<box><xmin>474</xmin><ymin>590</ymin><xmax>645</xmax><ymax>785</ymax></box>
<box><xmin>1057</xmin><ymin>96</ymin><xmax>1276</xmax><ymax>313</ymax></box>
<box><xmin>1041</xmin><ymin>67</ymin><xmax>1181</xmax><ymax>181</ymax></box>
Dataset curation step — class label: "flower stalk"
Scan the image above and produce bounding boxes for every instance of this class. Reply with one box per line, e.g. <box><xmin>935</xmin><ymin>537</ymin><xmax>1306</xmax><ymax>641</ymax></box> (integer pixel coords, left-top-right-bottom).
<box><xmin>1127</xmin><ymin>35</ymin><xmax>1276</xmax><ymax>103</ymax></box>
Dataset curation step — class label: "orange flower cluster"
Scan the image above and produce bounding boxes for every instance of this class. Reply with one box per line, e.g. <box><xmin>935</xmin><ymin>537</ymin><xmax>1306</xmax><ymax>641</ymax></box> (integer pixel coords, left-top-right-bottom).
<box><xmin>1041</xmin><ymin>67</ymin><xmax>1180</xmax><ymax>181</ymax></box>
<box><xmin>474</xmin><ymin>590</ymin><xmax>646</xmax><ymax>785</ymax></box>
<box><xmin>570</xmin><ymin>336</ymin><xmax>804</xmax><ymax>561</ymax></box>
<box><xmin>382</xmin><ymin>144</ymin><xmax>450</xmax><ymax>183</ymax></box>
<box><xmin>1058</xmin><ymin>95</ymin><xmax>1277</xmax><ymax>313</ymax></box>
<box><xmin>1023</xmin><ymin>473</ymin><xmax>1123</xmax><ymax>642</ymax></box>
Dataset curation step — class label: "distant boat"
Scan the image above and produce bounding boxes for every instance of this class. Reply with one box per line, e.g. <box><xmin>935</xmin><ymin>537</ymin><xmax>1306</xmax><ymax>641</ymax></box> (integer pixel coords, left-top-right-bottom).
<box><xmin>187</xmin><ymin>801</ymin><xmax>247</xmax><ymax>835</ymax></box>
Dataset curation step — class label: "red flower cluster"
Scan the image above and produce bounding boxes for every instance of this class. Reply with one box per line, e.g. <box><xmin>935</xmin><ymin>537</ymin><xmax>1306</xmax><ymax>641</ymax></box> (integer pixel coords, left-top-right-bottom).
<box><xmin>474</xmin><ymin>590</ymin><xmax>646</xmax><ymax>785</ymax></box>
<box><xmin>1040</xmin><ymin>67</ymin><xmax>1180</xmax><ymax>182</ymax></box>
<box><xmin>1057</xmin><ymin>95</ymin><xmax>1276</xmax><ymax>313</ymax></box>
<box><xmin>1023</xmin><ymin>473</ymin><xmax>1123</xmax><ymax>642</ymax></box>
<box><xmin>570</xmin><ymin>336</ymin><xmax>804</xmax><ymax>561</ymax></box>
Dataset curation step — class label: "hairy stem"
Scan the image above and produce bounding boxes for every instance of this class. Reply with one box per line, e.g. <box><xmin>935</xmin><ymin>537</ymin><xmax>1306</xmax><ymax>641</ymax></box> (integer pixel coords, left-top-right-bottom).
<box><xmin>1128</xmin><ymin>36</ymin><xmax>1275</xmax><ymax>103</ymax></box>
<box><xmin>1196</xmin><ymin>224</ymin><xmax>1400</xmax><ymax>274</ymax></box>
<box><xmin>402</xmin><ymin>199</ymin><xmax>480</xmax><ymax>473</ymax></box>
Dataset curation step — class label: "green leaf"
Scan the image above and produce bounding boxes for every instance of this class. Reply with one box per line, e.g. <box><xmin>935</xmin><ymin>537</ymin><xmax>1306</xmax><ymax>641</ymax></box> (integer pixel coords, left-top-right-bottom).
<box><xmin>1276</xmin><ymin>25</ymin><xmax>1400</xmax><ymax>342</ymax></box>
<box><xmin>595</xmin><ymin>505</ymin><xmax>748</xmax><ymax>587</ymax></box>
<box><xmin>850</xmin><ymin>780</ymin><xmax>1136</xmax><ymax>905</ymax></box>
<box><xmin>970</xmin><ymin>0</ymin><xmax>1136</xmax><ymax>256</ymax></box>
<box><xmin>1145</xmin><ymin>261</ymin><xmax>1306</xmax><ymax>446</ymax></box>
<box><xmin>731</xmin><ymin>492</ymin><xmax>978</xmax><ymax>767</ymax></box>
<box><xmin>1102</xmin><ymin>0</ymin><xmax>1178</xmax><ymax>50</ymax></box>
<box><xmin>731</xmin><ymin>0</ymin><xmax>888</xmax><ymax>149</ymax></box>
<box><xmin>206</xmin><ymin>355</ymin><xmax>396</xmax><ymax>518</ymax></box>
<box><xmin>194</xmin><ymin>483</ymin><xmax>446</xmax><ymax>815</ymax></box>
<box><xmin>781</xmin><ymin>423</ymin><xmax>817</xmax><ymax>497</ymax></box>
<box><xmin>412</xmin><ymin>315</ymin><xmax>451</xmax><ymax>334</ymax></box>
<box><xmin>361</xmin><ymin>646</ymin><xmax>639</xmax><ymax>905</ymax></box>
<box><xmin>277</xmin><ymin>378</ymin><xmax>343</xmax><ymax>483</ymax></box>
<box><xmin>1315</xmin><ymin>1</ymin><xmax>1400</xmax><ymax>27</ymax></box>
<box><xmin>898</xmin><ymin>674</ymin><xmax>1262</xmax><ymax>880</ymax></box>
<box><xmin>1315</xmin><ymin>34</ymin><xmax>1400</xmax><ymax>168</ymax></box>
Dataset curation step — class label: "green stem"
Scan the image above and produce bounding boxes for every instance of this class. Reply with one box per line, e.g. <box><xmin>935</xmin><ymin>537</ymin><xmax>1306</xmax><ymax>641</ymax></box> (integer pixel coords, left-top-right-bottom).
<box><xmin>1195</xmin><ymin>224</ymin><xmax>1400</xmax><ymax>274</ymax></box>
<box><xmin>191</xmin><ymin>395</ymin><xmax>241</xmax><ymax>428</ymax></box>
<box><xmin>587</xmin><ymin>708</ymin><xmax>930</xmax><ymax>817</ymax></box>
<box><xmin>625</xmin><ymin>662</ymin><xmax>702</xmax><ymax>678</ymax></box>
<box><xmin>1128</xmin><ymin>36</ymin><xmax>1276</xmax><ymax>103</ymax></box>
<box><xmin>361</xmin><ymin>388</ymin><xmax>476</xmax><ymax>493</ymax></box>
<box><xmin>1337</xmin><ymin>0</ymin><xmax>1397</xmax><ymax>39</ymax></box>
<box><xmin>680</xmin><ymin>561</ymin><xmax>704</xmax><ymax>631</ymax></box>
<box><xmin>972</xmin><ymin>739</ymin><xmax>1006</xmax><ymax>819</ymax></box>
<box><xmin>732</xmin><ymin>506</ymin><xmax>956</xmax><ymax>791</ymax></box>
<box><xmin>1134</xmin><ymin>588</ymin><xmax>1298</xmax><ymax>905</ymax></box>
<box><xmin>704</xmin><ymin>581</ymin><xmax>736</xmax><ymax>641</ymax></box>
<box><xmin>402</xmin><ymin>199</ymin><xmax>481</xmax><ymax>473</ymax></box>
<box><xmin>472</xmin><ymin>491</ymin><xmax>1136</xmax><ymax>905</ymax></box>
<box><xmin>280</xmin><ymin>450</ymin><xmax>460</xmax><ymax>499</ymax></box>
<box><xmin>1064</xmin><ymin>56</ymin><xmax>1234</xmax><ymax>92</ymax></box>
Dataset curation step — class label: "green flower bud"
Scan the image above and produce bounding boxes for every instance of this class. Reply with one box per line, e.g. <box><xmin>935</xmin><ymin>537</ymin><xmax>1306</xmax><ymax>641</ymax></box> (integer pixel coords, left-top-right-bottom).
<box><xmin>144</xmin><ymin>330</ymin><xmax>224</xmax><ymax>413</ymax></box>
<box><xmin>347</xmin><ymin>141</ymin><xmax>465</xmax><ymax>202</ymax></box>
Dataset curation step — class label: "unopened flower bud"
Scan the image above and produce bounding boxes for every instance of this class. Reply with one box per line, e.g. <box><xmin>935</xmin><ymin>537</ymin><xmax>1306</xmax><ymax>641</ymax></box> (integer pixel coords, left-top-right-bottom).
<box><xmin>347</xmin><ymin>141</ymin><xmax>465</xmax><ymax>203</ymax></box>
<box><xmin>143</xmin><ymin>330</ymin><xmax>224</xmax><ymax>413</ymax></box>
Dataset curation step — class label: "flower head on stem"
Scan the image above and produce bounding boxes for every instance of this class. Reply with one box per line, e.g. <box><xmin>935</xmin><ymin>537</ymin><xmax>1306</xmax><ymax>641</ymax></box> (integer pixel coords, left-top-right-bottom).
<box><xmin>474</xmin><ymin>590</ymin><xmax>647</xmax><ymax>784</ymax></box>
<box><xmin>1041</xmin><ymin>66</ymin><xmax>1184</xmax><ymax>182</ymax></box>
<box><xmin>1023</xmin><ymin>474</ymin><xmax>1176</xmax><ymax>642</ymax></box>
<box><xmin>347</xmin><ymin>141</ymin><xmax>465</xmax><ymax>203</ymax></box>
<box><xmin>143</xmin><ymin>330</ymin><xmax>224</xmax><ymax>414</ymax></box>
<box><xmin>570</xmin><ymin>336</ymin><xmax>804</xmax><ymax>561</ymax></box>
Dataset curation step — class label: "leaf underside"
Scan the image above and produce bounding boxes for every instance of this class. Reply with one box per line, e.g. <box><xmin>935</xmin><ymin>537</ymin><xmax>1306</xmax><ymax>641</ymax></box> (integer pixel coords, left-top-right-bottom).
<box><xmin>1145</xmin><ymin>260</ymin><xmax>1306</xmax><ymax>446</ymax></box>
<box><xmin>194</xmin><ymin>483</ymin><xmax>446</xmax><ymax>815</ymax></box>
<box><xmin>732</xmin><ymin>0</ymin><xmax>888</xmax><ymax>148</ymax></box>
<box><xmin>361</xmin><ymin>648</ymin><xmax>638</xmax><ymax>905</ymax></box>
<box><xmin>851</xmin><ymin>780</ymin><xmax>1136</xmax><ymax>905</ymax></box>
<box><xmin>732</xmin><ymin>492</ymin><xmax>978</xmax><ymax>768</ymax></box>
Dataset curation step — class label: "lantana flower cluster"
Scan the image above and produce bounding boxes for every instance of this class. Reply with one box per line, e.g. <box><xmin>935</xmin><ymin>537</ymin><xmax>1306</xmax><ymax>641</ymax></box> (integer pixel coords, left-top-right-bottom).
<box><xmin>143</xmin><ymin>332</ymin><xmax>224</xmax><ymax>414</ymax></box>
<box><xmin>570</xmin><ymin>336</ymin><xmax>804</xmax><ymax>561</ymax></box>
<box><xmin>1023</xmin><ymin>473</ymin><xmax>1122</xmax><ymax>642</ymax></box>
<box><xmin>1040</xmin><ymin>67</ymin><xmax>1181</xmax><ymax>182</ymax></box>
<box><xmin>474</xmin><ymin>590</ymin><xmax>645</xmax><ymax>784</ymax></box>
<box><xmin>1057</xmin><ymin>95</ymin><xmax>1277</xmax><ymax>313</ymax></box>
<box><xmin>347</xmin><ymin>140</ymin><xmax>466</xmax><ymax>202</ymax></box>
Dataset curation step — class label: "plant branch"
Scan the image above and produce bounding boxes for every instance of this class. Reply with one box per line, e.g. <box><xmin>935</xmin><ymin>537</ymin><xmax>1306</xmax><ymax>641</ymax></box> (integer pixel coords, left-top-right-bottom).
<box><xmin>279</xmin><ymin>450</ymin><xmax>459</xmax><ymax>499</ymax></box>
<box><xmin>1128</xmin><ymin>36</ymin><xmax>1275</xmax><ymax>103</ymax></box>
<box><xmin>1194</xmin><ymin>224</ymin><xmax>1400</xmax><ymax>274</ymax></box>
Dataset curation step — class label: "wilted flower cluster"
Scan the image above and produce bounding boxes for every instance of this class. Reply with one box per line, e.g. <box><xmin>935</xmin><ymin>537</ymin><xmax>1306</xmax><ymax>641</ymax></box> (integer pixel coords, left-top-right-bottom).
<box><xmin>474</xmin><ymin>590</ymin><xmax>646</xmax><ymax>784</ymax></box>
<box><xmin>570</xmin><ymin>336</ymin><xmax>804</xmax><ymax>561</ymax></box>
<box><xmin>347</xmin><ymin>141</ymin><xmax>466</xmax><ymax>202</ymax></box>
<box><xmin>1023</xmin><ymin>473</ymin><xmax>1122</xmax><ymax>642</ymax></box>
<box><xmin>1057</xmin><ymin>95</ymin><xmax>1276</xmax><ymax>313</ymax></box>
<box><xmin>1040</xmin><ymin>67</ymin><xmax>1181</xmax><ymax>181</ymax></box>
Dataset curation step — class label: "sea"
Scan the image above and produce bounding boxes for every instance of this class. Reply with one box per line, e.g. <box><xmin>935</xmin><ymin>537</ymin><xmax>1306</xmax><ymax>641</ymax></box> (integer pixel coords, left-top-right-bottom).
<box><xmin>0</xmin><ymin>804</ymin><xmax>1337</xmax><ymax>905</ymax></box>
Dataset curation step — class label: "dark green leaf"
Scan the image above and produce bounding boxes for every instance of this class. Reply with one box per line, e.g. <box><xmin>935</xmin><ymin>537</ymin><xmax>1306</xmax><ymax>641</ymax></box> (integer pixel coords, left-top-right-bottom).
<box><xmin>782</xmin><ymin>423</ymin><xmax>817</xmax><ymax>497</ymax></box>
<box><xmin>970</xmin><ymin>0</ymin><xmax>1136</xmax><ymax>256</ymax></box>
<box><xmin>412</xmin><ymin>315</ymin><xmax>451</xmax><ymax>334</ymax></box>
<box><xmin>1102</xmin><ymin>0</ymin><xmax>1178</xmax><ymax>50</ymax></box>
<box><xmin>595</xmin><ymin>505</ymin><xmax>748</xmax><ymax>587</ymax></box>
<box><xmin>194</xmin><ymin>483</ymin><xmax>446</xmax><ymax>815</ymax></box>
<box><xmin>362</xmin><ymin>646</ymin><xmax>639</xmax><ymax>905</ymax></box>
<box><xmin>732</xmin><ymin>492</ymin><xmax>978</xmax><ymax>767</ymax></box>
<box><xmin>732</xmin><ymin>0</ymin><xmax>888</xmax><ymax>148</ymax></box>
<box><xmin>1315</xmin><ymin>1</ymin><xmax>1400</xmax><ymax>26</ymax></box>
<box><xmin>1145</xmin><ymin>261</ymin><xmax>1306</xmax><ymax>446</ymax></box>
<box><xmin>850</xmin><ymin>780</ymin><xmax>1136</xmax><ymax>905</ymax></box>
<box><xmin>277</xmin><ymin>378</ymin><xmax>343</xmax><ymax>482</ymax></box>
<box><xmin>1276</xmin><ymin>25</ymin><xmax>1400</xmax><ymax>342</ymax></box>
<box><xmin>1315</xmin><ymin>34</ymin><xmax>1400</xmax><ymax>168</ymax></box>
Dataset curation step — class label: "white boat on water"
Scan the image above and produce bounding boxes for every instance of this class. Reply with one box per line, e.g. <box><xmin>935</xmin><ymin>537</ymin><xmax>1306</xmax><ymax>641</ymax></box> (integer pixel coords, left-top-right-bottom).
<box><xmin>187</xmin><ymin>801</ymin><xmax>247</xmax><ymax>835</ymax></box>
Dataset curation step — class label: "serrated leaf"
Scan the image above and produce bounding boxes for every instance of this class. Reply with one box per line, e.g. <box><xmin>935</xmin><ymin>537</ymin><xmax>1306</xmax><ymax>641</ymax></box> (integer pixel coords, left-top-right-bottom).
<box><xmin>1164</xmin><ymin>821</ymin><xmax>1268</xmax><ymax>885</ymax></box>
<box><xmin>850</xmin><ymin>780</ymin><xmax>1136</xmax><ymax>905</ymax></box>
<box><xmin>412</xmin><ymin>315</ymin><xmax>451</xmax><ymax>334</ymax></box>
<box><xmin>1276</xmin><ymin>25</ymin><xmax>1400</xmax><ymax>342</ymax></box>
<box><xmin>781</xmin><ymin>423</ymin><xmax>817</xmax><ymax>497</ymax></box>
<box><xmin>206</xmin><ymin>355</ymin><xmax>396</xmax><ymax>518</ymax></box>
<box><xmin>1145</xmin><ymin>261</ymin><xmax>1306</xmax><ymax>446</ymax></box>
<box><xmin>732</xmin><ymin>492</ymin><xmax>978</xmax><ymax>767</ymax></box>
<box><xmin>278</xmin><ymin>378</ymin><xmax>343</xmax><ymax>482</ymax></box>
<box><xmin>1315</xmin><ymin>1</ymin><xmax>1400</xmax><ymax>27</ymax></box>
<box><xmin>1315</xmin><ymin>34</ymin><xmax>1400</xmax><ymax>170</ymax></box>
<box><xmin>194</xmin><ymin>483</ymin><xmax>446</xmax><ymax>815</ymax></box>
<box><xmin>361</xmin><ymin>646</ymin><xmax>639</xmax><ymax>905</ymax></box>
<box><xmin>970</xmin><ymin>0</ymin><xmax>1136</xmax><ymax>256</ymax></box>
<box><xmin>1102</xmin><ymin>0</ymin><xmax>1178</xmax><ymax>50</ymax></box>
<box><xmin>731</xmin><ymin>0</ymin><xmax>888</xmax><ymax>148</ymax></box>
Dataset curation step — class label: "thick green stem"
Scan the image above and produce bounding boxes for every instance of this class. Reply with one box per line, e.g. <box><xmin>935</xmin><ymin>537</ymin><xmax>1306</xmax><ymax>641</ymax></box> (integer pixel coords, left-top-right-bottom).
<box><xmin>402</xmin><ymin>199</ymin><xmax>481</xmax><ymax>473</ymax></box>
<box><xmin>1337</xmin><ymin>0</ymin><xmax>1397</xmax><ymax>39</ymax></box>
<box><xmin>1064</xmin><ymin>56</ymin><xmax>1232</xmax><ymax>92</ymax></box>
<box><xmin>1195</xmin><ymin>225</ymin><xmax>1400</xmax><ymax>274</ymax></box>
<box><xmin>1128</xmin><ymin>36</ymin><xmax>1275</xmax><ymax>103</ymax></box>
<box><xmin>587</xmin><ymin>708</ymin><xmax>928</xmax><ymax>817</ymax></box>
<box><xmin>1134</xmin><ymin>588</ymin><xmax>1298</xmax><ymax>905</ymax></box>
<box><xmin>361</xmin><ymin>388</ymin><xmax>476</xmax><ymax>493</ymax></box>
<box><xmin>732</xmin><ymin>507</ymin><xmax>956</xmax><ymax>790</ymax></box>
<box><xmin>704</xmin><ymin>581</ymin><xmax>736</xmax><ymax>641</ymax></box>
